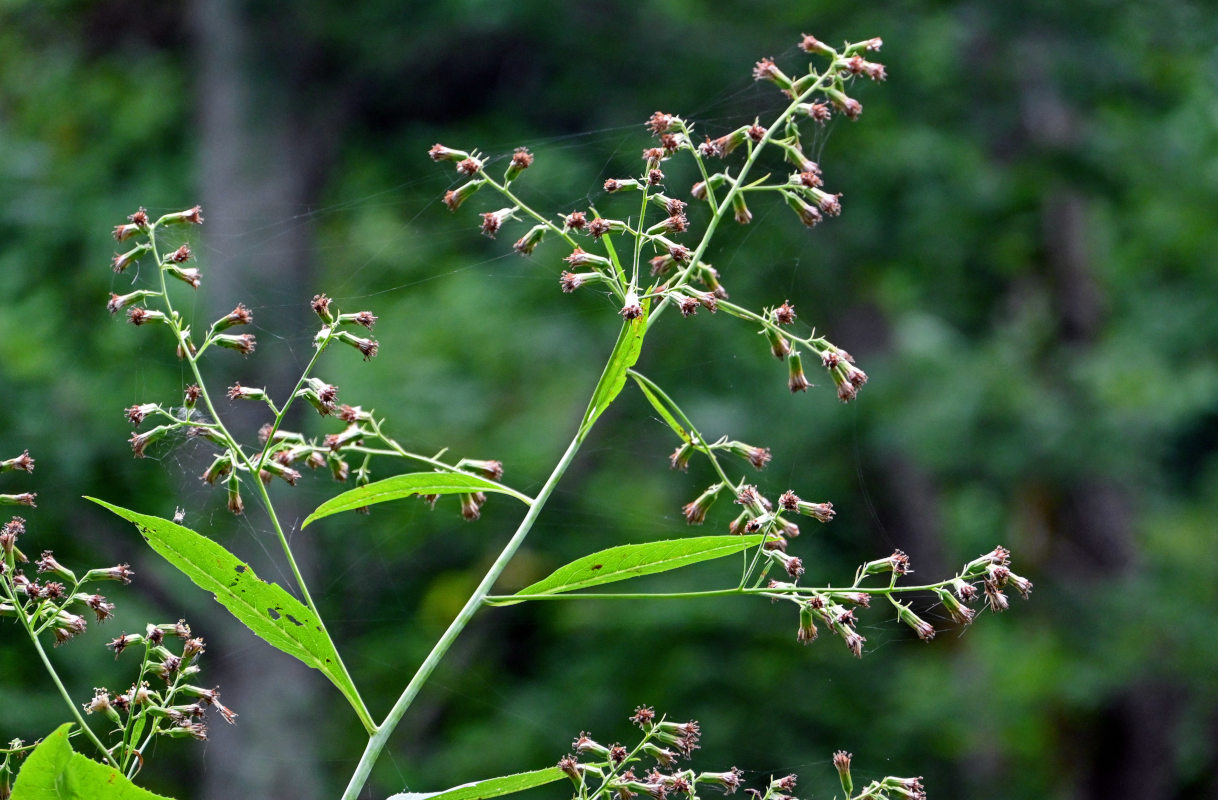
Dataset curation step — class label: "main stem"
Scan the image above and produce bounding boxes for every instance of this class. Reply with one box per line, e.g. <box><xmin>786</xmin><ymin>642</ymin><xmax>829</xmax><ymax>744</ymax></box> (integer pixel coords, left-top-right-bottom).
<box><xmin>340</xmin><ymin>421</ymin><xmax>592</xmax><ymax>800</ymax></box>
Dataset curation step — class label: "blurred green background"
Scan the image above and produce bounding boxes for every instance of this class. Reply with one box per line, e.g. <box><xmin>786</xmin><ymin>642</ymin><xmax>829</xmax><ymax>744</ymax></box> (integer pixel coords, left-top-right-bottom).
<box><xmin>2</xmin><ymin>1</ymin><xmax>1216</xmax><ymax>799</ymax></box>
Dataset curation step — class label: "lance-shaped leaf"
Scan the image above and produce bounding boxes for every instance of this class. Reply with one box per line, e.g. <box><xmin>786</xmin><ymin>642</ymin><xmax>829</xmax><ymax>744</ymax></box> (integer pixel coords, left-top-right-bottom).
<box><xmin>581</xmin><ymin>301</ymin><xmax>649</xmax><ymax>432</ymax></box>
<box><xmin>387</xmin><ymin>767</ymin><xmax>566</xmax><ymax>800</ymax></box>
<box><xmin>303</xmin><ymin>472</ymin><xmax>532</xmax><ymax>527</ymax></box>
<box><xmin>86</xmin><ymin>498</ymin><xmax>367</xmax><ymax>727</ymax></box>
<box><xmin>514</xmin><ymin>534</ymin><xmax>765</xmax><ymax>598</ymax></box>
<box><xmin>11</xmin><ymin>722</ymin><xmax>175</xmax><ymax>799</ymax></box>
<box><xmin>629</xmin><ymin>371</ymin><xmax>690</xmax><ymax>442</ymax></box>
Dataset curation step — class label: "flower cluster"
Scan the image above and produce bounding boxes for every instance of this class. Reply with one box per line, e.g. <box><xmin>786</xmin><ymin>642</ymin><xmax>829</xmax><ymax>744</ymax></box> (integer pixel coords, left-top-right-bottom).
<box><xmin>96</xmin><ymin>619</ymin><xmax>235</xmax><ymax>756</ymax></box>
<box><xmin>106</xmin><ymin>207</ymin><xmax>511</xmax><ymax>520</ymax></box>
<box><xmin>430</xmin><ymin>35</ymin><xmax>883</xmax><ymax>401</ymax></box>
<box><xmin>1</xmin><ymin>459</ymin><xmax>131</xmax><ymax>647</ymax></box>
<box><xmin>556</xmin><ymin>710</ymin><xmax>924</xmax><ymax>800</ymax></box>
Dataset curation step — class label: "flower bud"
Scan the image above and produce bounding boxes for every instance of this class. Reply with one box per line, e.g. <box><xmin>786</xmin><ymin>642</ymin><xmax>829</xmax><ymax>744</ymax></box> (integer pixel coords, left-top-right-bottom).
<box><xmin>458</xmin><ymin>459</ymin><xmax>504</xmax><ymax>481</ymax></box>
<box><xmin>0</xmin><ymin>451</ymin><xmax>34</xmax><ymax>474</ymax></box>
<box><xmin>797</xmin><ymin>604</ymin><xmax>818</xmax><ymax>644</ymax></box>
<box><xmin>36</xmin><ymin>550</ymin><xmax>73</xmax><ymax>580</ymax></box>
<box><xmin>443</xmin><ymin>179</ymin><xmax>484</xmax><ymax>211</ymax></box>
<box><xmin>0</xmin><ymin>492</ymin><xmax>35</xmax><ymax>508</ymax></box>
<box><xmin>112</xmin><ymin>243</ymin><xmax>151</xmax><ymax>273</ymax></box>
<box><xmin>752</xmin><ymin>57</ymin><xmax>793</xmax><ymax>91</ymax></box>
<box><xmin>158</xmin><ymin>206</ymin><xmax>204</xmax><ymax>226</ymax></box>
<box><xmin>214</xmin><ymin>303</ymin><xmax>252</xmax><ymax>332</ymax></box>
<box><xmin>731</xmin><ymin>193</ymin><xmax>752</xmax><ymax>225</ymax></box>
<box><xmin>107</xmin><ymin>290</ymin><xmax>157</xmax><ymax>314</ymax></box>
<box><xmin>513</xmin><ymin>224</ymin><xmax>547</xmax><ymax>255</ymax></box>
<box><xmin>669</xmin><ymin>442</ymin><xmax>694</xmax><ymax>471</ymax></box>
<box><xmin>832</xmin><ymin>751</ymin><xmax>853</xmax><ymax>796</ymax></box>
<box><xmin>328</xmin><ymin>453</ymin><xmax>350</xmax><ymax>482</ymax></box>
<box><xmin>213</xmin><ymin>333</ymin><xmax>256</xmax><ymax>355</ymax></box>
<box><xmin>226</xmin><ymin>383</ymin><xmax>266</xmax><ymax>403</ymax></box>
<box><xmin>129</xmin><ymin>425</ymin><xmax>173</xmax><ymax>458</ymax></box>
<box><xmin>505</xmin><ymin>147</ymin><xmax>533</xmax><ymax>181</ymax></box>
<box><xmin>787</xmin><ymin>351</ymin><xmax>811</xmax><ymax>393</ymax></box>
<box><xmin>201</xmin><ymin>453</ymin><xmax>233</xmax><ymax>485</ymax></box>
<box><xmin>480</xmin><ymin>207</ymin><xmax>518</xmax><ymax>238</ymax></box>
<box><xmin>798</xmin><ymin>33</ymin><xmax>835</xmax><ymax>56</ymax></box>
<box><xmin>164</xmin><ymin>265</ymin><xmax>201</xmax><ymax>288</ymax></box>
<box><xmin>428</xmin><ymin>143</ymin><xmax>469</xmax><ymax>162</ymax></box>
<box><xmin>682</xmin><ymin>483</ymin><xmax>722</xmax><ymax>525</ymax></box>
<box><xmin>690</xmin><ymin>173</ymin><xmax>730</xmax><ymax>202</ymax></box>
<box><xmin>895</xmin><ymin>601</ymin><xmax>935</xmax><ymax>640</ymax></box>
<box><xmin>724</xmin><ymin>441</ymin><xmax>771</xmax><ymax>470</ymax></box>
<box><xmin>604</xmin><ymin>178</ymin><xmax>640</xmax><ymax>193</ymax></box>
<box><xmin>311</xmin><ymin>293</ymin><xmax>334</xmax><ymax>324</ymax></box>
<box><xmin>765</xmin><ymin>328</ymin><xmax>792</xmax><ymax>359</ymax></box>
<box><xmin>934</xmin><ymin>587</ymin><xmax>976</xmax><ymax>625</ymax></box>
<box><xmin>783</xmin><ymin>192</ymin><xmax>822</xmax><ymax>228</ymax></box>
<box><xmin>335</xmin><ymin>330</ymin><xmax>378</xmax><ymax>360</ymax></box>
<box><xmin>563</xmin><ymin>247</ymin><xmax>610</xmax><ymax>269</ymax></box>
<box><xmin>262</xmin><ymin>459</ymin><xmax>301</xmax><ymax>487</ymax></box>
<box><xmin>456</xmin><ymin>156</ymin><xmax>483</xmax><ymax>176</ymax></box>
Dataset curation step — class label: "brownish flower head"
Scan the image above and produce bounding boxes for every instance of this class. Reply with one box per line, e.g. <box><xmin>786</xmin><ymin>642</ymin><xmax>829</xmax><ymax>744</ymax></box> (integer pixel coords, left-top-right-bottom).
<box><xmin>564</xmin><ymin>211</ymin><xmax>587</xmax><ymax>231</ymax></box>
<box><xmin>747</xmin><ymin>124</ymin><xmax>766</xmax><ymax>142</ymax></box>
<box><xmin>128</xmin><ymin>207</ymin><xmax>150</xmax><ymax>227</ymax></box>
<box><xmin>481</xmin><ymin>211</ymin><xmax>503</xmax><ymax>238</ymax></box>
<box><xmin>806</xmin><ymin>102</ymin><xmax>832</xmax><ymax>124</ymax></box>
<box><xmin>676</xmin><ymin>295</ymin><xmax>700</xmax><ymax>317</ymax></box>
<box><xmin>797</xmin><ymin>171</ymin><xmax>824</xmax><ymax>191</ymax></box>
<box><xmin>184</xmin><ymin>384</ymin><xmax>201</xmax><ymax>407</ymax></box>
<box><xmin>587</xmin><ymin>217</ymin><xmax>612</xmax><ymax>238</ymax></box>
<box><xmin>839</xmin><ymin>97</ymin><xmax>863</xmax><ymax>120</ymax></box>
<box><xmin>648</xmin><ymin>168</ymin><xmax>664</xmax><ymax>186</ymax></box>
<box><xmin>753</xmin><ymin>57</ymin><xmax>778</xmax><ymax>81</ymax></box>
<box><xmin>560</xmin><ymin>271</ymin><xmax>582</xmax><ymax>293</ymax></box>
<box><xmin>818</xmin><ymin>192</ymin><xmax>843</xmax><ymax>216</ymax></box>
<box><xmin>774</xmin><ymin>301</ymin><xmax>797</xmax><ymax>325</ymax></box>
<box><xmin>646</xmin><ymin>111</ymin><xmax>676</xmax><ymax>135</ymax></box>
<box><xmin>799</xmin><ymin>33</ymin><xmax>833</xmax><ymax>55</ymax></box>
<box><xmin>558</xmin><ymin>755</ymin><xmax>581</xmax><ymax>781</ymax></box>
<box><xmin>604</xmin><ymin>178</ymin><xmax>637</xmax><ymax>193</ymax></box>
<box><xmin>510</xmin><ymin>147</ymin><xmax>533</xmax><ymax>170</ymax></box>
<box><xmin>168</xmin><ymin>244</ymin><xmax>192</xmax><ymax>263</ymax></box>
<box><xmin>630</xmin><ymin>705</ymin><xmax>656</xmax><ymax>727</ymax></box>
<box><xmin>2</xmin><ymin>450</ymin><xmax>35</xmax><ymax>473</ymax></box>
<box><xmin>311</xmin><ymin>293</ymin><xmax>333</xmax><ymax>322</ymax></box>
<box><xmin>668</xmin><ymin>243</ymin><xmax>691</xmax><ymax>263</ymax></box>
<box><xmin>663</xmin><ymin>213</ymin><xmax>688</xmax><ymax>233</ymax></box>
<box><xmin>456</xmin><ymin>157</ymin><xmax>483</xmax><ymax>176</ymax></box>
<box><xmin>429</xmin><ymin>143</ymin><xmax>463</xmax><ymax>162</ymax></box>
<box><xmin>215</xmin><ymin>333</ymin><xmax>257</xmax><ymax>355</ymax></box>
<box><xmin>86</xmin><ymin>594</ymin><xmax>116</xmax><ymax>622</ymax></box>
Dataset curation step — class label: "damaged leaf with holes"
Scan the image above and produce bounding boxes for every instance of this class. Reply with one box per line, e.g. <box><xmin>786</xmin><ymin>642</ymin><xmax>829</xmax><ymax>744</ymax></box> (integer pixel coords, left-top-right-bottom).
<box><xmin>86</xmin><ymin>498</ymin><xmax>367</xmax><ymax>724</ymax></box>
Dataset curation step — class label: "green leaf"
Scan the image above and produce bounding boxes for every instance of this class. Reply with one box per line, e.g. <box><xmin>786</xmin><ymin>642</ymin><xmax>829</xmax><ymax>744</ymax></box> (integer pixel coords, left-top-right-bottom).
<box><xmin>630</xmin><ymin>373</ymin><xmax>689</xmax><ymax>441</ymax></box>
<box><xmin>582</xmin><ymin>303</ymin><xmax>649</xmax><ymax>432</ymax></box>
<box><xmin>86</xmin><ymin>498</ymin><xmax>366</xmax><ymax>726</ymax></box>
<box><xmin>302</xmin><ymin>472</ymin><xmax>532</xmax><ymax>527</ymax></box>
<box><xmin>386</xmin><ymin>767</ymin><xmax>565</xmax><ymax>800</ymax></box>
<box><xmin>515</xmin><ymin>535</ymin><xmax>764</xmax><ymax>598</ymax></box>
<box><xmin>11</xmin><ymin>723</ymin><xmax>174</xmax><ymax>799</ymax></box>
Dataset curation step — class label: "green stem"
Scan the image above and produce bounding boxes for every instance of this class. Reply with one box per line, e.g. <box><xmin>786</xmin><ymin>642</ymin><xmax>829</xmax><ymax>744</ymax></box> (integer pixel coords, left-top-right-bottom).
<box><xmin>483</xmin><ymin>579</ymin><xmax>964</xmax><ymax>605</ymax></box>
<box><xmin>340</xmin><ymin>426</ymin><xmax>589</xmax><ymax>800</ymax></box>
<box><xmin>2</xmin><ymin>581</ymin><xmax>118</xmax><ymax>767</ymax></box>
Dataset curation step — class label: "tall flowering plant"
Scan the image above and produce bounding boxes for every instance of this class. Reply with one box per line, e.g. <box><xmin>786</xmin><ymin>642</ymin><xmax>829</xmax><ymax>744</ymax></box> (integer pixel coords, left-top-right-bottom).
<box><xmin>0</xmin><ymin>33</ymin><xmax>1027</xmax><ymax>800</ymax></box>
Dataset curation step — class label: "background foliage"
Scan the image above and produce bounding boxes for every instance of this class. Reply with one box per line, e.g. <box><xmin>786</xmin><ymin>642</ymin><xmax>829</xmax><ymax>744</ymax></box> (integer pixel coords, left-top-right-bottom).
<box><xmin>1</xmin><ymin>2</ymin><xmax>1216</xmax><ymax>799</ymax></box>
